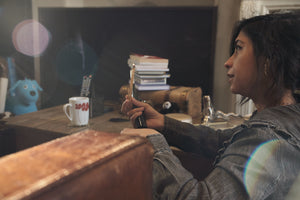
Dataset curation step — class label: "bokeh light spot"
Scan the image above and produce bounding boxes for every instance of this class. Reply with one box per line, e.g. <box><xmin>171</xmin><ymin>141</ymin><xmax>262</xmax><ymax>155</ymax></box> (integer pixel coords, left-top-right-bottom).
<box><xmin>12</xmin><ymin>19</ymin><xmax>50</xmax><ymax>56</ymax></box>
<box><xmin>285</xmin><ymin>173</ymin><xmax>300</xmax><ymax>200</ymax></box>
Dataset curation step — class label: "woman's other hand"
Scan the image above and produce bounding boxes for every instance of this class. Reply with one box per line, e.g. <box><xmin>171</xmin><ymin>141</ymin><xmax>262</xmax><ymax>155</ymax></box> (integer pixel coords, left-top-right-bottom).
<box><xmin>121</xmin><ymin>95</ymin><xmax>164</xmax><ymax>131</ymax></box>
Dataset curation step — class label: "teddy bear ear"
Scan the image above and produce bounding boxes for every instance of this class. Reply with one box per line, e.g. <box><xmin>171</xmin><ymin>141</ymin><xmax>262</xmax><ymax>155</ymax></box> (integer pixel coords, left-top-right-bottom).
<box><xmin>32</xmin><ymin>80</ymin><xmax>43</xmax><ymax>91</ymax></box>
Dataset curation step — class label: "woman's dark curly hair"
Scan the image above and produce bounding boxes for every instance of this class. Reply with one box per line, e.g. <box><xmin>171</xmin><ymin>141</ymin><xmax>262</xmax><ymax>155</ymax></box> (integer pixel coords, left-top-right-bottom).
<box><xmin>230</xmin><ymin>12</ymin><xmax>300</xmax><ymax>104</ymax></box>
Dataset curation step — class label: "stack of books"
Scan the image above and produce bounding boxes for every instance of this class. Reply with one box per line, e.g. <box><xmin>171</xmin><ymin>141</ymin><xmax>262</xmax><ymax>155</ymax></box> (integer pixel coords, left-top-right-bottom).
<box><xmin>128</xmin><ymin>54</ymin><xmax>170</xmax><ymax>91</ymax></box>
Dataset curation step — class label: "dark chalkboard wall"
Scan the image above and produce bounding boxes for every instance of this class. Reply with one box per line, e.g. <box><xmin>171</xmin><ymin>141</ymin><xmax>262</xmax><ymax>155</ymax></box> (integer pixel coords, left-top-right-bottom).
<box><xmin>38</xmin><ymin>7</ymin><xmax>217</xmax><ymax>108</ymax></box>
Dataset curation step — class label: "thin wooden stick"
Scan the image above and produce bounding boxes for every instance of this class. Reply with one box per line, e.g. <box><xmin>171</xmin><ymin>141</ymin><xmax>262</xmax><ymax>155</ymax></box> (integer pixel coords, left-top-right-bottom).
<box><xmin>128</xmin><ymin>64</ymin><xmax>135</xmax><ymax>99</ymax></box>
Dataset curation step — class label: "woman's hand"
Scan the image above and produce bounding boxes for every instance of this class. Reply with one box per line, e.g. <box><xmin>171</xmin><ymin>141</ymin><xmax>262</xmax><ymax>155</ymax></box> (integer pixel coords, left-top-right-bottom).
<box><xmin>120</xmin><ymin>128</ymin><xmax>160</xmax><ymax>138</ymax></box>
<box><xmin>121</xmin><ymin>95</ymin><xmax>165</xmax><ymax>131</ymax></box>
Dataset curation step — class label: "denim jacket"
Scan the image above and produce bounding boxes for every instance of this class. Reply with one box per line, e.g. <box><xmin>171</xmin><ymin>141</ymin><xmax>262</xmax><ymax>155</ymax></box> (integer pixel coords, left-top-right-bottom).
<box><xmin>147</xmin><ymin>103</ymin><xmax>300</xmax><ymax>200</ymax></box>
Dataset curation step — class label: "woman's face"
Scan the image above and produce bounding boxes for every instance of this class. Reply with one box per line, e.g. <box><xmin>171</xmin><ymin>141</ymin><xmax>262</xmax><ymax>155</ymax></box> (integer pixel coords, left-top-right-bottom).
<box><xmin>224</xmin><ymin>31</ymin><xmax>260</xmax><ymax>99</ymax></box>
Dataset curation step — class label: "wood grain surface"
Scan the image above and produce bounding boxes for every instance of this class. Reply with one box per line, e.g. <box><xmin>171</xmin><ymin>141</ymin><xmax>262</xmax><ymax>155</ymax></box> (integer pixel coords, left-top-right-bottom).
<box><xmin>0</xmin><ymin>129</ymin><xmax>153</xmax><ymax>200</ymax></box>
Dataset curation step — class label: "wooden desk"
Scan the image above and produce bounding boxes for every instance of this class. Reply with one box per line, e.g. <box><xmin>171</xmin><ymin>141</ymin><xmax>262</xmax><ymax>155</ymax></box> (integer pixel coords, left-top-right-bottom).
<box><xmin>3</xmin><ymin>105</ymin><xmax>132</xmax><ymax>152</ymax></box>
<box><xmin>3</xmin><ymin>105</ymin><xmax>213</xmax><ymax>180</ymax></box>
<box><xmin>5</xmin><ymin>105</ymin><xmax>132</xmax><ymax>134</ymax></box>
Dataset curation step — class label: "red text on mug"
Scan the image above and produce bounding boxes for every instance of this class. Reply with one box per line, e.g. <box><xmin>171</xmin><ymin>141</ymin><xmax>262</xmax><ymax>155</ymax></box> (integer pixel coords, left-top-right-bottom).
<box><xmin>75</xmin><ymin>102</ymin><xmax>89</xmax><ymax>111</ymax></box>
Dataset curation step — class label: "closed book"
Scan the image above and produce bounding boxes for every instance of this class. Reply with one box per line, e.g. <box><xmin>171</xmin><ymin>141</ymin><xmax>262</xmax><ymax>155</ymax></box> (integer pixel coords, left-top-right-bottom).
<box><xmin>135</xmin><ymin>77</ymin><xmax>167</xmax><ymax>85</ymax></box>
<box><xmin>135</xmin><ymin>71</ymin><xmax>168</xmax><ymax>75</ymax></box>
<box><xmin>135</xmin><ymin>83</ymin><xmax>170</xmax><ymax>91</ymax></box>
<box><xmin>135</xmin><ymin>73</ymin><xmax>170</xmax><ymax>79</ymax></box>
<box><xmin>128</xmin><ymin>62</ymin><xmax>169</xmax><ymax>69</ymax></box>
<box><xmin>134</xmin><ymin>68</ymin><xmax>169</xmax><ymax>72</ymax></box>
<box><xmin>129</xmin><ymin>54</ymin><xmax>169</xmax><ymax>65</ymax></box>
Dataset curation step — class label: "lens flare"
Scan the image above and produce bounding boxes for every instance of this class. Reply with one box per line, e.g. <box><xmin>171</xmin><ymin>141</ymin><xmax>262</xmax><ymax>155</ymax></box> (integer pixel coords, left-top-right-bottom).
<box><xmin>286</xmin><ymin>173</ymin><xmax>300</xmax><ymax>200</ymax></box>
<box><xmin>244</xmin><ymin>139</ymin><xmax>280</xmax><ymax>197</ymax></box>
<box><xmin>55</xmin><ymin>39</ymin><xmax>98</xmax><ymax>85</ymax></box>
<box><xmin>12</xmin><ymin>19</ymin><xmax>50</xmax><ymax>56</ymax></box>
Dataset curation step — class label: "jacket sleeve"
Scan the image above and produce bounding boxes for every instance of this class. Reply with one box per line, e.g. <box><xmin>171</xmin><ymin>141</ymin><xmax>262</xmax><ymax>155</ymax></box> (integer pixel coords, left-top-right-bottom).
<box><xmin>147</xmin><ymin>133</ymin><xmax>250</xmax><ymax>200</ymax></box>
<box><xmin>161</xmin><ymin>116</ymin><xmax>234</xmax><ymax>158</ymax></box>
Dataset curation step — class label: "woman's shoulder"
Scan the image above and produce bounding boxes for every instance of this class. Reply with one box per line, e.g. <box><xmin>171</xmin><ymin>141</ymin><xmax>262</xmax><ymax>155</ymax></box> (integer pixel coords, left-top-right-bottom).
<box><xmin>249</xmin><ymin>103</ymin><xmax>300</xmax><ymax>123</ymax></box>
<box><xmin>244</xmin><ymin>103</ymin><xmax>300</xmax><ymax>146</ymax></box>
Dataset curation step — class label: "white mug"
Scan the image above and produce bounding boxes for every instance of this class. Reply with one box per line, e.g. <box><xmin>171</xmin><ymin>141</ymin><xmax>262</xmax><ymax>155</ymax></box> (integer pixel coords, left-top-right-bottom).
<box><xmin>63</xmin><ymin>97</ymin><xmax>89</xmax><ymax>126</ymax></box>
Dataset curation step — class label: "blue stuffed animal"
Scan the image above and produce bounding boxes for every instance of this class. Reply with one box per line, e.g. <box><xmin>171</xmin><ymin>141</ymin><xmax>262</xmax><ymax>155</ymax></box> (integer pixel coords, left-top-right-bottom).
<box><xmin>5</xmin><ymin>78</ymin><xmax>43</xmax><ymax>115</ymax></box>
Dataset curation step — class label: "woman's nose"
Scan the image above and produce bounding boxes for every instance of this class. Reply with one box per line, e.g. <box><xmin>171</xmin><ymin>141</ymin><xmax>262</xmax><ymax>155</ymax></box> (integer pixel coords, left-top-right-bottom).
<box><xmin>224</xmin><ymin>56</ymin><xmax>233</xmax><ymax>69</ymax></box>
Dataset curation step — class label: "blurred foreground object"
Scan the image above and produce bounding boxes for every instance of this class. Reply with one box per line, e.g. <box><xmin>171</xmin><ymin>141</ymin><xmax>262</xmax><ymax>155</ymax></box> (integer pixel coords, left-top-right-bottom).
<box><xmin>0</xmin><ymin>130</ymin><xmax>153</xmax><ymax>200</ymax></box>
<box><xmin>0</xmin><ymin>57</ymin><xmax>8</xmax><ymax>114</ymax></box>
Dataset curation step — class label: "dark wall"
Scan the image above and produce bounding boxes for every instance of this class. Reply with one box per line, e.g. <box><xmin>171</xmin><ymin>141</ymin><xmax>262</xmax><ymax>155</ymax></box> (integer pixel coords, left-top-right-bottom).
<box><xmin>0</xmin><ymin>3</ymin><xmax>217</xmax><ymax>109</ymax></box>
<box><xmin>39</xmin><ymin>7</ymin><xmax>217</xmax><ymax>108</ymax></box>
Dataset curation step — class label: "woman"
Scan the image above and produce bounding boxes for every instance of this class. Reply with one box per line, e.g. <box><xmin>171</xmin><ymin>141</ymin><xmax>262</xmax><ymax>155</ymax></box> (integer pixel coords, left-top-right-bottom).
<box><xmin>121</xmin><ymin>13</ymin><xmax>300</xmax><ymax>199</ymax></box>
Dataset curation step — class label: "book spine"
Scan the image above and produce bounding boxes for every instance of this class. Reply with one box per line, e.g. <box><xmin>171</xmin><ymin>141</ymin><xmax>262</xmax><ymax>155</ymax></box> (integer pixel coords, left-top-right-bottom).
<box><xmin>135</xmin><ymin>84</ymin><xmax>170</xmax><ymax>91</ymax></box>
<box><xmin>135</xmin><ymin>77</ymin><xmax>167</xmax><ymax>85</ymax></box>
<box><xmin>134</xmin><ymin>68</ymin><xmax>169</xmax><ymax>72</ymax></box>
<box><xmin>129</xmin><ymin>55</ymin><xmax>168</xmax><ymax>64</ymax></box>
<box><xmin>128</xmin><ymin>62</ymin><xmax>169</xmax><ymax>68</ymax></box>
<box><xmin>128</xmin><ymin>59</ymin><xmax>169</xmax><ymax>66</ymax></box>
